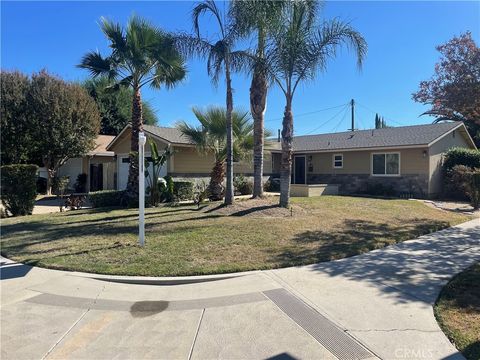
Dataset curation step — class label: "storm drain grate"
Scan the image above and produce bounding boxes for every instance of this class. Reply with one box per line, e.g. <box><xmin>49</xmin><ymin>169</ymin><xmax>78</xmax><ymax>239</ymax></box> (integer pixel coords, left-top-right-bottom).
<box><xmin>263</xmin><ymin>288</ymin><xmax>374</xmax><ymax>360</ymax></box>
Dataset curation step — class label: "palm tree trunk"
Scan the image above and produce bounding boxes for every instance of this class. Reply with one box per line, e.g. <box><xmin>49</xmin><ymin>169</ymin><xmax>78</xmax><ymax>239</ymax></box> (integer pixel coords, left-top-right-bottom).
<box><xmin>126</xmin><ymin>85</ymin><xmax>143</xmax><ymax>202</ymax></box>
<box><xmin>279</xmin><ymin>95</ymin><xmax>293</xmax><ymax>208</ymax></box>
<box><xmin>208</xmin><ymin>159</ymin><xmax>225</xmax><ymax>201</ymax></box>
<box><xmin>250</xmin><ymin>67</ymin><xmax>267</xmax><ymax>198</ymax></box>
<box><xmin>224</xmin><ymin>64</ymin><xmax>234</xmax><ymax>205</ymax></box>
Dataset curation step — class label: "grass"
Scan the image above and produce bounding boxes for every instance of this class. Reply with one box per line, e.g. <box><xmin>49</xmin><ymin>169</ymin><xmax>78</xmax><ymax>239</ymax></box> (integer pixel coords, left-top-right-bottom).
<box><xmin>434</xmin><ymin>263</ymin><xmax>480</xmax><ymax>360</ymax></box>
<box><xmin>0</xmin><ymin>195</ymin><xmax>470</xmax><ymax>277</ymax></box>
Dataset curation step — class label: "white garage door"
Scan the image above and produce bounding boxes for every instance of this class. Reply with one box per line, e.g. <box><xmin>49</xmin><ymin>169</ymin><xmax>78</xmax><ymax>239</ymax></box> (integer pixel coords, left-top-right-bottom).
<box><xmin>117</xmin><ymin>155</ymin><xmax>167</xmax><ymax>190</ymax></box>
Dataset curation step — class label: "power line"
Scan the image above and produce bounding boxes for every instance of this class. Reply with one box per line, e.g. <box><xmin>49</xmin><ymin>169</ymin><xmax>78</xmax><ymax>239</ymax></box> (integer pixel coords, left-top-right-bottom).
<box><xmin>331</xmin><ymin>106</ymin><xmax>350</xmax><ymax>133</ymax></box>
<box><xmin>264</xmin><ymin>103</ymin><xmax>347</xmax><ymax>123</ymax></box>
<box><xmin>356</xmin><ymin>102</ymin><xmax>406</xmax><ymax>126</ymax></box>
<box><xmin>302</xmin><ymin>103</ymin><xmax>349</xmax><ymax>135</ymax></box>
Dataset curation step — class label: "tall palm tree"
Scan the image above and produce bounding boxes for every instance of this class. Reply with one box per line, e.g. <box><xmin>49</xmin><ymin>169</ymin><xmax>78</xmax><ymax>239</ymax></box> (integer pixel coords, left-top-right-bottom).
<box><xmin>78</xmin><ymin>15</ymin><xmax>186</xmax><ymax>200</ymax></box>
<box><xmin>230</xmin><ymin>0</ymin><xmax>286</xmax><ymax>198</ymax></box>
<box><xmin>177</xmin><ymin>107</ymin><xmax>254</xmax><ymax>201</ymax></box>
<box><xmin>177</xmin><ymin>0</ymin><xmax>246</xmax><ymax>205</ymax></box>
<box><xmin>267</xmin><ymin>1</ymin><xmax>367</xmax><ymax>207</ymax></box>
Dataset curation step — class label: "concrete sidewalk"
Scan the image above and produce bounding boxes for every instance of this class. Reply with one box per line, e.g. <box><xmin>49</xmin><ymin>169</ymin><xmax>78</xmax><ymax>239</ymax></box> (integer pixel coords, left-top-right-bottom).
<box><xmin>1</xmin><ymin>219</ymin><xmax>478</xmax><ymax>360</ymax></box>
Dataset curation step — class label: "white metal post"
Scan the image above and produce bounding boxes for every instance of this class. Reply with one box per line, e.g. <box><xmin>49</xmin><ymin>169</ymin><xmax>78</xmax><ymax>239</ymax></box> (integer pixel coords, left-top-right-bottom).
<box><xmin>139</xmin><ymin>131</ymin><xmax>146</xmax><ymax>247</ymax></box>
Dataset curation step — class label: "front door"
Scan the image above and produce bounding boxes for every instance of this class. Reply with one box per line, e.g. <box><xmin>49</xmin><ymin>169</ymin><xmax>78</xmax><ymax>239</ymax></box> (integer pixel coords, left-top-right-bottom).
<box><xmin>90</xmin><ymin>163</ymin><xmax>103</xmax><ymax>192</ymax></box>
<box><xmin>293</xmin><ymin>156</ymin><xmax>306</xmax><ymax>184</ymax></box>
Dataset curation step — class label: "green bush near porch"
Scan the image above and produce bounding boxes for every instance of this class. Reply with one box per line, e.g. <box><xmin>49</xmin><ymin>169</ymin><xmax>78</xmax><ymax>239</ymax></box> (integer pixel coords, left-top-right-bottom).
<box><xmin>88</xmin><ymin>190</ymin><xmax>125</xmax><ymax>208</ymax></box>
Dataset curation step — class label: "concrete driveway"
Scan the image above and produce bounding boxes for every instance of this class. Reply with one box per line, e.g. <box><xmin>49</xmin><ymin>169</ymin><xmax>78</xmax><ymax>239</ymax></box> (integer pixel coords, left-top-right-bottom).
<box><xmin>1</xmin><ymin>219</ymin><xmax>479</xmax><ymax>360</ymax></box>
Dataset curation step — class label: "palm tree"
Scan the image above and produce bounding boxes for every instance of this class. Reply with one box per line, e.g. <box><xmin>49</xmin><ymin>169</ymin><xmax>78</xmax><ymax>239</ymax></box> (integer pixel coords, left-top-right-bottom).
<box><xmin>177</xmin><ymin>0</ymin><xmax>246</xmax><ymax>205</ymax></box>
<box><xmin>230</xmin><ymin>0</ymin><xmax>286</xmax><ymax>198</ymax></box>
<box><xmin>177</xmin><ymin>107</ymin><xmax>255</xmax><ymax>201</ymax></box>
<box><xmin>78</xmin><ymin>15</ymin><xmax>186</xmax><ymax>200</ymax></box>
<box><xmin>267</xmin><ymin>1</ymin><xmax>367</xmax><ymax>207</ymax></box>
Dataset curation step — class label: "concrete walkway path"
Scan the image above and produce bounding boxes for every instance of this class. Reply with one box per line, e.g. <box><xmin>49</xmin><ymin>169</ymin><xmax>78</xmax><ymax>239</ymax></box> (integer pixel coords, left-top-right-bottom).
<box><xmin>1</xmin><ymin>219</ymin><xmax>478</xmax><ymax>360</ymax></box>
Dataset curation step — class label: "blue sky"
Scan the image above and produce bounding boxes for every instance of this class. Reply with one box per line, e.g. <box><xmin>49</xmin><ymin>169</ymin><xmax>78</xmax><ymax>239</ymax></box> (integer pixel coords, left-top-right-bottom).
<box><xmin>2</xmin><ymin>1</ymin><xmax>479</xmax><ymax>135</ymax></box>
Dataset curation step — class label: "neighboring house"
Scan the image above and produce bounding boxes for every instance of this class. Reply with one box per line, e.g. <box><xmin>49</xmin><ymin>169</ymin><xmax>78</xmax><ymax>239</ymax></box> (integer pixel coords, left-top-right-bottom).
<box><xmin>270</xmin><ymin>122</ymin><xmax>476</xmax><ymax>198</ymax></box>
<box><xmin>106</xmin><ymin>124</ymin><xmax>276</xmax><ymax>189</ymax></box>
<box><xmin>57</xmin><ymin>135</ymin><xmax>116</xmax><ymax>192</ymax></box>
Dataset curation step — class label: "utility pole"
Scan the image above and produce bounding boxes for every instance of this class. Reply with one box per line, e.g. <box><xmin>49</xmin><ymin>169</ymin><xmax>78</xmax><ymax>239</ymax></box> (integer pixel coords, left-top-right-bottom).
<box><xmin>350</xmin><ymin>99</ymin><xmax>355</xmax><ymax>131</ymax></box>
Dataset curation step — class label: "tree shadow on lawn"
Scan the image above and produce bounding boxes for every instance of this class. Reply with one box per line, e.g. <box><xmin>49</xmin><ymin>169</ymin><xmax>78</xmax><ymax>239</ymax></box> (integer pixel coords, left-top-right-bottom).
<box><xmin>0</xmin><ymin>215</ymin><xmax>220</xmax><ymax>266</ymax></box>
<box><xmin>230</xmin><ymin>204</ymin><xmax>280</xmax><ymax>217</ymax></box>
<box><xmin>272</xmin><ymin>218</ymin><xmax>480</xmax><ymax>305</ymax></box>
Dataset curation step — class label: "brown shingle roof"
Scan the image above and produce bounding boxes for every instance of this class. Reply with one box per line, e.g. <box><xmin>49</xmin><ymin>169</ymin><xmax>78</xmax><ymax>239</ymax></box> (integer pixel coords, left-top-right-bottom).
<box><xmin>143</xmin><ymin>125</ymin><xmax>194</xmax><ymax>145</ymax></box>
<box><xmin>88</xmin><ymin>135</ymin><xmax>116</xmax><ymax>156</ymax></box>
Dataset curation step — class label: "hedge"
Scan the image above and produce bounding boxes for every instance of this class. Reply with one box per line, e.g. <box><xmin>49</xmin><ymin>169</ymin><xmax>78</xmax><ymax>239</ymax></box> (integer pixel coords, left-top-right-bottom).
<box><xmin>443</xmin><ymin>147</ymin><xmax>480</xmax><ymax>199</ymax></box>
<box><xmin>88</xmin><ymin>190</ymin><xmax>125</xmax><ymax>208</ymax></box>
<box><xmin>1</xmin><ymin>164</ymin><xmax>38</xmax><ymax>216</ymax></box>
<box><xmin>443</xmin><ymin>147</ymin><xmax>480</xmax><ymax>171</ymax></box>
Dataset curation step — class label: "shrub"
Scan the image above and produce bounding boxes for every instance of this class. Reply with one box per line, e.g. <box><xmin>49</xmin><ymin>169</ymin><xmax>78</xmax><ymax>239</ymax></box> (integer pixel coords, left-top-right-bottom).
<box><xmin>1</xmin><ymin>164</ymin><xmax>38</xmax><ymax>216</ymax></box>
<box><xmin>264</xmin><ymin>177</ymin><xmax>280</xmax><ymax>192</ymax></box>
<box><xmin>443</xmin><ymin>147</ymin><xmax>480</xmax><ymax>172</ymax></box>
<box><xmin>449</xmin><ymin>165</ymin><xmax>480</xmax><ymax>209</ymax></box>
<box><xmin>74</xmin><ymin>173</ymin><xmax>88</xmax><ymax>193</ymax></box>
<box><xmin>174</xmin><ymin>181</ymin><xmax>194</xmax><ymax>201</ymax></box>
<box><xmin>193</xmin><ymin>180</ymin><xmax>208</xmax><ymax>208</ymax></box>
<box><xmin>52</xmin><ymin>176</ymin><xmax>69</xmax><ymax>196</ymax></box>
<box><xmin>234</xmin><ymin>175</ymin><xmax>253</xmax><ymax>195</ymax></box>
<box><xmin>365</xmin><ymin>182</ymin><xmax>396</xmax><ymax>197</ymax></box>
<box><xmin>89</xmin><ymin>190</ymin><xmax>125</xmax><ymax>208</ymax></box>
<box><xmin>444</xmin><ymin>148</ymin><xmax>480</xmax><ymax>199</ymax></box>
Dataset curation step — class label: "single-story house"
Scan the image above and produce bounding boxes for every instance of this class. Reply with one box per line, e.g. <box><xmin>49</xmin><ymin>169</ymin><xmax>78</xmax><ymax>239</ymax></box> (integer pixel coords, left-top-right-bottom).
<box><xmin>57</xmin><ymin>135</ymin><xmax>116</xmax><ymax>192</ymax></box>
<box><xmin>105</xmin><ymin>124</ymin><xmax>277</xmax><ymax>189</ymax></box>
<box><xmin>269</xmin><ymin>121</ymin><xmax>476</xmax><ymax>198</ymax></box>
<box><xmin>59</xmin><ymin>121</ymin><xmax>475</xmax><ymax>198</ymax></box>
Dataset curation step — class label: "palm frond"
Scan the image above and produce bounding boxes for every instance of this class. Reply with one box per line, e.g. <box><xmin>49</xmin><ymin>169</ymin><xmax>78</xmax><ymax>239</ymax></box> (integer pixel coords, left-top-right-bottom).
<box><xmin>99</xmin><ymin>17</ymin><xmax>127</xmax><ymax>55</ymax></box>
<box><xmin>77</xmin><ymin>51</ymin><xmax>114</xmax><ymax>78</ymax></box>
<box><xmin>192</xmin><ymin>0</ymin><xmax>224</xmax><ymax>38</ymax></box>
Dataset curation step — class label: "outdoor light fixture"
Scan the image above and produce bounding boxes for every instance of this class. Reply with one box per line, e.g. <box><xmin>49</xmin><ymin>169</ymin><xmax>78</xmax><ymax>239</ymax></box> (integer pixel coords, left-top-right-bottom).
<box><xmin>422</xmin><ymin>150</ymin><xmax>427</xmax><ymax>158</ymax></box>
<box><xmin>139</xmin><ymin>131</ymin><xmax>147</xmax><ymax>247</ymax></box>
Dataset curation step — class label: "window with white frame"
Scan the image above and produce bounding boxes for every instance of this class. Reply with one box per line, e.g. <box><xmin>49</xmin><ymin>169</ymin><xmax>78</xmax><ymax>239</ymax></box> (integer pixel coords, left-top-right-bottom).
<box><xmin>333</xmin><ymin>154</ymin><xmax>343</xmax><ymax>168</ymax></box>
<box><xmin>372</xmin><ymin>153</ymin><xmax>400</xmax><ymax>176</ymax></box>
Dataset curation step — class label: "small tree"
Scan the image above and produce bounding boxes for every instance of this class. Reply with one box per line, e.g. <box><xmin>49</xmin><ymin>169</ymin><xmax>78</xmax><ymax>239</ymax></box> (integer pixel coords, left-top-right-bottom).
<box><xmin>28</xmin><ymin>71</ymin><xmax>101</xmax><ymax>194</ymax></box>
<box><xmin>412</xmin><ymin>32</ymin><xmax>480</xmax><ymax>146</ymax></box>
<box><xmin>177</xmin><ymin>106</ymin><xmax>256</xmax><ymax>201</ymax></box>
<box><xmin>145</xmin><ymin>139</ymin><xmax>172</xmax><ymax>206</ymax></box>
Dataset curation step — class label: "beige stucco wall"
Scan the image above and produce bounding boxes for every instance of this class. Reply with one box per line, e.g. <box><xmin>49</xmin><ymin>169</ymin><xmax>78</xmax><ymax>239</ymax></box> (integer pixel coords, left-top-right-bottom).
<box><xmin>307</xmin><ymin>148</ymin><xmax>429</xmax><ymax>176</ymax></box>
<box><xmin>171</xmin><ymin>146</ymin><xmax>274</xmax><ymax>175</ymax></box>
<box><xmin>109</xmin><ymin>127</ymin><xmax>275</xmax><ymax>176</ymax></box>
<box><xmin>428</xmin><ymin>128</ymin><xmax>472</xmax><ymax>196</ymax></box>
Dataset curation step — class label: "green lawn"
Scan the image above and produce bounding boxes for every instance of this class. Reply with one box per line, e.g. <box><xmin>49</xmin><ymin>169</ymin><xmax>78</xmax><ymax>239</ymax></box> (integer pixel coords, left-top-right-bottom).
<box><xmin>0</xmin><ymin>196</ymin><xmax>470</xmax><ymax>276</ymax></box>
<box><xmin>435</xmin><ymin>263</ymin><xmax>480</xmax><ymax>360</ymax></box>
